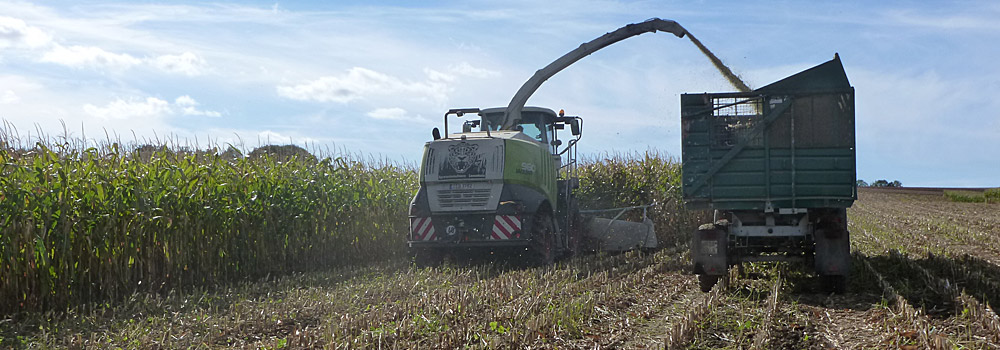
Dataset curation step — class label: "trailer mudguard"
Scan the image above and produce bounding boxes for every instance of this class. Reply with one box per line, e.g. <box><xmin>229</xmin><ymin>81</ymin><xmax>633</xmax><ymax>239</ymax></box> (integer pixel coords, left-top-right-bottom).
<box><xmin>814</xmin><ymin>209</ymin><xmax>851</xmax><ymax>276</ymax></box>
<box><xmin>692</xmin><ymin>225</ymin><xmax>727</xmax><ymax>276</ymax></box>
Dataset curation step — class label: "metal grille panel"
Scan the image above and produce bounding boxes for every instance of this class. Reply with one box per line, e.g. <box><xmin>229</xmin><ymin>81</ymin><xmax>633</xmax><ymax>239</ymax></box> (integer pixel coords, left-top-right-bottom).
<box><xmin>712</xmin><ymin>97</ymin><xmax>763</xmax><ymax>149</ymax></box>
<box><xmin>436</xmin><ymin>188</ymin><xmax>492</xmax><ymax>209</ymax></box>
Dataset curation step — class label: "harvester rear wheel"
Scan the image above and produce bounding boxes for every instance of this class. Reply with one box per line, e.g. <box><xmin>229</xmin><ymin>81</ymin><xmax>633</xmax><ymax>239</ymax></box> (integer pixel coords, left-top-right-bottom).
<box><xmin>531</xmin><ymin>212</ymin><xmax>556</xmax><ymax>266</ymax></box>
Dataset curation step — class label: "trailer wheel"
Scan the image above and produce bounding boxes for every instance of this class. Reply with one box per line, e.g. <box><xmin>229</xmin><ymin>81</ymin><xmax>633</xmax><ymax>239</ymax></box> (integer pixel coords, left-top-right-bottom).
<box><xmin>821</xmin><ymin>275</ymin><xmax>846</xmax><ymax>294</ymax></box>
<box><xmin>698</xmin><ymin>274</ymin><xmax>720</xmax><ymax>292</ymax></box>
<box><xmin>531</xmin><ymin>212</ymin><xmax>556</xmax><ymax>266</ymax></box>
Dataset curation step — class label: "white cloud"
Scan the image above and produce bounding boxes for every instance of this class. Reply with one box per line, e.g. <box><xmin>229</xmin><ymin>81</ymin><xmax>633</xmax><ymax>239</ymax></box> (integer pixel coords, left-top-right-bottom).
<box><xmin>276</xmin><ymin>64</ymin><xmax>500</xmax><ymax>106</ymax></box>
<box><xmin>276</xmin><ymin>75</ymin><xmax>358</xmax><ymax>103</ymax></box>
<box><xmin>0</xmin><ymin>16</ymin><xmax>52</xmax><ymax>49</ymax></box>
<box><xmin>83</xmin><ymin>95</ymin><xmax>220</xmax><ymax>120</ymax></box>
<box><xmin>41</xmin><ymin>44</ymin><xmax>208</xmax><ymax>74</ymax></box>
<box><xmin>150</xmin><ymin>52</ymin><xmax>207</xmax><ymax>76</ymax></box>
<box><xmin>424</xmin><ymin>68</ymin><xmax>455</xmax><ymax>83</ymax></box>
<box><xmin>450</xmin><ymin>62</ymin><xmax>501</xmax><ymax>79</ymax></box>
<box><xmin>174</xmin><ymin>95</ymin><xmax>221</xmax><ymax>117</ymax></box>
<box><xmin>276</xmin><ymin>67</ymin><xmax>450</xmax><ymax>104</ymax></box>
<box><xmin>42</xmin><ymin>44</ymin><xmax>142</xmax><ymax>70</ymax></box>
<box><xmin>0</xmin><ymin>90</ymin><xmax>18</xmax><ymax>104</ymax></box>
<box><xmin>1</xmin><ymin>16</ymin><xmax>207</xmax><ymax>75</ymax></box>
<box><xmin>255</xmin><ymin>130</ymin><xmax>318</xmax><ymax>145</ymax></box>
<box><xmin>885</xmin><ymin>9</ymin><xmax>1000</xmax><ymax>32</ymax></box>
<box><xmin>84</xmin><ymin>97</ymin><xmax>170</xmax><ymax>120</ymax></box>
<box><xmin>366</xmin><ymin>107</ymin><xmax>435</xmax><ymax>126</ymax></box>
<box><xmin>366</xmin><ymin>107</ymin><xmax>408</xmax><ymax>120</ymax></box>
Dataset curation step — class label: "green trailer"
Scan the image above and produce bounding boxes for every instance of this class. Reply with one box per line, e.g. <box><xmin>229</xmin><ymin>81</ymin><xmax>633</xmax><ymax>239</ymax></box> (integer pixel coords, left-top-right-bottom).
<box><xmin>683</xmin><ymin>54</ymin><xmax>856</xmax><ymax>292</ymax></box>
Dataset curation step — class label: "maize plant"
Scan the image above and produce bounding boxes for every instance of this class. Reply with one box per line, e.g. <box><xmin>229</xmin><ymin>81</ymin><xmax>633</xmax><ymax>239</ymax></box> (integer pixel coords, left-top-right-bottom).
<box><xmin>0</xmin><ymin>137</ymin><xmax>416</xmax><ymax>315</ymax></box>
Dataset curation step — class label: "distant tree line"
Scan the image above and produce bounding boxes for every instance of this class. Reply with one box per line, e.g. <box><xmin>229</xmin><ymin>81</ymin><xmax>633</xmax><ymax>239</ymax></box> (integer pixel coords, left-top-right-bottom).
<box><xmin>857</xmin><ymin>179</ymin><xmax>902</xmax><ymax>188</ymax></box>
<box><xmin>132</xmin><ymin>144</ymin><xmax>315</xmax><ymax>162</ymax></box>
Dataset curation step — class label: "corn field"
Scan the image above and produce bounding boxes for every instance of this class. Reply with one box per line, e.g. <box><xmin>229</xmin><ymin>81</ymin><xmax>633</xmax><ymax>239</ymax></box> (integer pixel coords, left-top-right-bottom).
<box><xmin>0</xmin><ymin>133</ymin><xmax>416</xmax><ymax>315</ymax></box>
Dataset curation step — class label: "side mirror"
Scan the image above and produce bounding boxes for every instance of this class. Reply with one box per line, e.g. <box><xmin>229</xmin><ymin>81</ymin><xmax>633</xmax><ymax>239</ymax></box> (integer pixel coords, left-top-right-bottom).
<box><xmin>432</xmin><ymin>128</ymin><xmax>441</xmax><ymax>140</ymax></box>
<box><xmin>570</xmin><ymin>119</ymin><xmax>581</xmax><ymax>136</ymax></box>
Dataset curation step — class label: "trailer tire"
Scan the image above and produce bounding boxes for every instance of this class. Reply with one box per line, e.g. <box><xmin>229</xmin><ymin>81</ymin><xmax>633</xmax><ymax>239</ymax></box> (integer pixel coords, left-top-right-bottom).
<box><xmin>698</xmin><ymin>274</ymin><xmax>720</xmax><ymax>292</ymax></box>
<box><xmin>821</xmin><ymin>275</ymin><xmax>846</xmax><ymax>294</ymax></box>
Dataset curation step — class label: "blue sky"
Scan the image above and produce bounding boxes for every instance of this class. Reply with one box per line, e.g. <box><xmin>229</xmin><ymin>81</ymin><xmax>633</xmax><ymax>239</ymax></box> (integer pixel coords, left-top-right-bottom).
<box><xmin>1</xmin><ymin>0</ymin><xmax>997</xmax><ymax>187</ymax></box>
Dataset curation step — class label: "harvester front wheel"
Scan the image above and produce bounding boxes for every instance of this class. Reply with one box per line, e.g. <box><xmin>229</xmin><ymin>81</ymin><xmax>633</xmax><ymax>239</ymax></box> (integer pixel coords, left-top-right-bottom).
<box><xmin>531</xmin><ymin>212</ymin><xmax>556</xmax><ymax>266</ymax></box>
<box><xmin>565</xmin><ymin>202</ymin><xmax>582</xmax><ymax>257</ymax></box>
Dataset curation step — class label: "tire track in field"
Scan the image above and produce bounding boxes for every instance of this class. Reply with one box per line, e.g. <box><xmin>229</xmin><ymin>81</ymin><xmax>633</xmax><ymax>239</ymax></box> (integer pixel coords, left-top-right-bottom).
<box><xmin>568</xmin><ymin>246</ymin><xmax>705</xmax><ymax>349</ymax></box>
<box><xmin>675</xmin><ymin>265</ymin><xmax>826</xmax><ymax>349</ymax></box>
<box><xmin>766</xmin><ymin>260</ymin><xmax>887</xmax><ymax>350</ymax></box>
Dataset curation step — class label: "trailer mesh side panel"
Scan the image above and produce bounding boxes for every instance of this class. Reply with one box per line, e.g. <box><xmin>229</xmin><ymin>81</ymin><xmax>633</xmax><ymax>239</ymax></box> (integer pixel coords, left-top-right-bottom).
<box><xmin>711</xmin><ymin>97</ymin><xmax>763</xmax><ymax>149</ymax></box>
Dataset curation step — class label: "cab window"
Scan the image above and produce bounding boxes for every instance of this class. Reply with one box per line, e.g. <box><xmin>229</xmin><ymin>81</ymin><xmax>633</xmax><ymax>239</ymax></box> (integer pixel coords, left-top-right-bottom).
<box><xmin>519</xmin><ymin>120</ymin><xmax>548</xmax><ymax>144</ymax></box>
<box><xmin>478</xmin><ymin>113</ymin><xmax>550</xmax><ymax>144</ymax></box>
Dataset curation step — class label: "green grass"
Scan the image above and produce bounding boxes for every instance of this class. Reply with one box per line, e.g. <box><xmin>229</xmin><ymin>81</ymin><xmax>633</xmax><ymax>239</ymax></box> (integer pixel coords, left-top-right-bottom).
<box><xmin>943</xmin><ymin>188</ymin><xmax>1000</xmax><ymax>203</ymax></box>
<box><xmin>943</xmin><ymin>190</ymin><xmax>986</xmax><ymax>203</ymax></box>
<box><xmin>985</xmin><ymin>188</ymin><xmax>1000</xmax><ymax>203</ymax></box>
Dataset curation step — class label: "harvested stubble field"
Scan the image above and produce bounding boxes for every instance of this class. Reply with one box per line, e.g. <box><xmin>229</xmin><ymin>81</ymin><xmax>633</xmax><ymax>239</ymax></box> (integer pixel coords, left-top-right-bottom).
<box><xmin>2</xmin><ymin>144</ymin><xmax>999</xmax><ymax>349</ymax></box>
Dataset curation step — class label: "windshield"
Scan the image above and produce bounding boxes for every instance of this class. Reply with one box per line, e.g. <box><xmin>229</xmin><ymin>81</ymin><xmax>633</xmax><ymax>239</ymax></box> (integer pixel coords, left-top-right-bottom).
<box><xmin>519</xmin><ymin>121</ymin><xmax>547</xmax><ymax>143</ymax></box>
<box><xmin>480</xmin><ymin>114</ymin><xmax>549</xmax><ymax>143</ymax></box>
<box><xmin>482</xmin><ymin>115</ymin><xmax>502</xmax><ymax>131</ymax></box>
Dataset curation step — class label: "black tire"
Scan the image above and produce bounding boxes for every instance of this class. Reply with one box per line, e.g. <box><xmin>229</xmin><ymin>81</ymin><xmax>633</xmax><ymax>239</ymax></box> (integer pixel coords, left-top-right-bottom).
<box><xmin>564</xmin><ymin>202</ymin><xmax>582</xmax><ymax>258</ymax></box>
<box><xmin>698</xmin><ymin>274</ymin><xmax>720</xmax><ymax>292</ymax></box>
<box><xmin>821</xmin><ymin>275</ymin><xmax>847</xmax><ymax>294</ymax></box>
<box><xmin>530</xmin><ymin>212</ymin><xmax>556</xmax><ymax>266</ymax></box>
